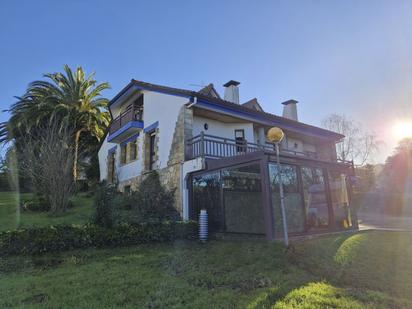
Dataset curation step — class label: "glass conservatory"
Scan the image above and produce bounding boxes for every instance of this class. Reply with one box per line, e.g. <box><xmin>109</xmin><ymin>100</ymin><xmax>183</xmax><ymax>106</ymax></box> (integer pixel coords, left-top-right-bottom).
<box><xmin>189</xmin><ymin>152</ymin><xmax>356</xmax><ymax>240</ymax></box>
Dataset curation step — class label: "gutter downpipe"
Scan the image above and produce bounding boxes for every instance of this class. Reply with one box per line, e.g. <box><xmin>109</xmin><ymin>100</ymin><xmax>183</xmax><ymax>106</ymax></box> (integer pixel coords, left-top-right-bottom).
<box><xmin>180</xmin><ymin>161</ymin><xmax>187</xmax><ymax>220</ymax></box>
<box><xmin>182</xmin><ymin>96</ymin><xmax>197</xmax><ymax>220</ymax></box>
<box><xmin>186</xmin><ymin>96</ymin><xmax>198</xmax><ymax>109</ymax></box>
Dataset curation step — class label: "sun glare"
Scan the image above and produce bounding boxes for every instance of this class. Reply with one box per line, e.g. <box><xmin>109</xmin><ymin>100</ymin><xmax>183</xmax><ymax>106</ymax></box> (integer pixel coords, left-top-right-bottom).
<box><xmin>393</xmin><ymin>121</ymin><xmax>412</xmax><ymax>140</ymax></box>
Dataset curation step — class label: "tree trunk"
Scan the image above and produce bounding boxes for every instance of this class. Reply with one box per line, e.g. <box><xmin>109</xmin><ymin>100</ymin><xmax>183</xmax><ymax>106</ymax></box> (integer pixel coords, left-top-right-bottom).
<box><xmin>73</xmin><ymin>130</ymin><xmax>82</xmax><ymax>182</ymax></box>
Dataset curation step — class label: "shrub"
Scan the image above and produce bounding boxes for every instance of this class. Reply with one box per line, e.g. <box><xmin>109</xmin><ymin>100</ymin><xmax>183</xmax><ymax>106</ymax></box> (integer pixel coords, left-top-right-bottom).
<box><xmin>113</xmin><ymin>194</ymin><xmax>133</xmax><ymax>210</ymax></box>
<box><xmin>92</xmin><ymin>182</ymin><xmax>118</xmax><ymax>228</ymax></box>
<box><xmin>131</xmin><ymin>171</ymin><xmax>180</xmax><ymax>222</ymax></box>
<box><xmin>0</xmin><ymin>221</ymin><xmax>197</xmax><ymax>256</ymax></box>
<box><xmin>21</xmin><ymin>196</ymin><xmax>51</xmax><ymax>212</ymax></box>
<box><xmin>21</xmin><ymin>196</ymin><xmax>74</xmax><ymax>212</ymax></box>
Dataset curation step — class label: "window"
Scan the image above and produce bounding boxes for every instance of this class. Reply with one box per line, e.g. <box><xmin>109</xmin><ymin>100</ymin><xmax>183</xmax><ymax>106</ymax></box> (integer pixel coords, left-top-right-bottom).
<box><xmin>269</xmin><ymin>163</ymin><xmax>305</xmax><ymax>235</ymax></box>
<box><xmin>222</xmin><ymin>164</ymin><xmax>264</xmax><ymax>234</ymax></box>
<box><xmin>191</xmin><ymin>163</ymin><xmax>264</xmax><ymax>234</ymax></box>
<box><xmin>329</xmin><ymin>170</ymin><xmax>352</xmax><ymax>229</ymax></box>
<box><xmin>301</xmin><ymin>167</ymin><xmax>329</xmax><ymax>229</ymax></box>
<box><xmin>129</xmin><ymin>140</ymin><xmax>138</xmax><ymax>161</ymax></box>
<box><xmin>235</xmin><ymin>129</ymin><xmax>245</xmax><ymax>152</ymax></box>
<box><xmin>120</xmin><ymin>144</ymin><xmax>127</xmax><ymax>165</ymax></box>
<box><xmin>192</xmin><ymin>172</ymin><xmax>223</xmax><ymax>232</ymax></box>
<box><xmin>149</xmin><ymin>132</ymin><xmax>156</xmax><ymax>170</ymax></box>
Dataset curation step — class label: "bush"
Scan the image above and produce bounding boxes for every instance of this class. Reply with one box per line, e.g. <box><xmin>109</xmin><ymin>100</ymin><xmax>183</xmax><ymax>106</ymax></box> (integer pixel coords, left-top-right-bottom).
<box><xmin>131</xmin><ymin>171</ymin><xmax>180</xmax><ymax>222</ymax></box>
<box><xmin>21</xmin><ymin>198</ymin><xmax>51</xmax><ymax>212</ymax></box>
<box><xmin>113</xmin><ymin>194</ymin><xmax>133</xmax><ymax>210</ymax></box>
<box><xmin>92</xmin><ymin>183</ymin><xmax>118</xmax><ymax>228</ymax></box>
<box><xmin>0</xmin><ymin>221</ymin><xmax>197</xmax><ymax>256</ymax></box>
<box><xmin>21</xmin><ymin>196</ymin><xmax>74</xmax><ymax>212</ymax></box>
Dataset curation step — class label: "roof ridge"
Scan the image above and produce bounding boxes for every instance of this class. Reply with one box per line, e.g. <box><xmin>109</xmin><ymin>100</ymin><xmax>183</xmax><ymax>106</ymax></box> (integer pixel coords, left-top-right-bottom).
<box><xmin>197</xmin><ymin>83</ymin><xmax>221</xmax><ymax>99</ymax></box>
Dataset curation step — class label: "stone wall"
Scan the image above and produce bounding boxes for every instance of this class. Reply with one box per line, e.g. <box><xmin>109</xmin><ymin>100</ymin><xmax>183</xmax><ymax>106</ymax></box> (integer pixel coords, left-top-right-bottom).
<box><xmin>142</xmin><ymin>128</ymin><xmax>160</xmax><ymax>172</ymax></box>
<box><xmin>118</xmin><ymin>174</ymin><xmax>142</xmax><ymax>192</ymax></box>
<box><xmin>118</xmin><ymin>106</ymin><xmax>194</xmax><ymax>217</ymax></box>
<box><xmin>162</xmin><ymin>106</ymin><xmax>193</xmax><ymax>214</ymax></box>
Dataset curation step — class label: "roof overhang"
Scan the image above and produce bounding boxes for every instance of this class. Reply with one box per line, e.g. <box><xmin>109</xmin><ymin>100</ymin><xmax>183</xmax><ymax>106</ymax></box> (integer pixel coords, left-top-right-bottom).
<box><xmin>191</xmin><ymin>98</ymin><xmax>343</xmax><ymax>142</ymax></box>
<box><xmin>108</xmin><ymin>80</ymin><xmax>344</xmax><ymax>143</ymax></box>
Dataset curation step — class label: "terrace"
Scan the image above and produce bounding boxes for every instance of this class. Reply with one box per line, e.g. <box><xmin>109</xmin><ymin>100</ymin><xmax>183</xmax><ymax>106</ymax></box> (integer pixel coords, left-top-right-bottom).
<box><xmin>187</xmin><ymin>132</ymin><xmax>323</xmax><ymax>161</ymax></box>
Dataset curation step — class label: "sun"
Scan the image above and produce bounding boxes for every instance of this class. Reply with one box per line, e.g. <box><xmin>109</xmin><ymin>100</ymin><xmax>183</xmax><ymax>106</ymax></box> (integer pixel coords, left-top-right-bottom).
<box><xmin>393</xmin><ymin>121</ymin><xmax>412</xmax><ymax>140</ymax></box>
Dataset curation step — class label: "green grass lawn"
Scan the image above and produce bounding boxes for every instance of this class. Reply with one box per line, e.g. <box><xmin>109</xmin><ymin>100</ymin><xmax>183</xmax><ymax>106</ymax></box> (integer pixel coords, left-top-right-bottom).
<box><xmin>1</xmin><ymin>231</ymin><xmax>412</xmax><ymax>308</ymax></box>
<box><xmin>1</xmin><ymin>191</ymin><xmax>412</xmax><ymax>308</ymax></box>
<box><xmin>0</xmin><ymin>191</ymin><xmax>94</xmax><ymax>231</ymax></box>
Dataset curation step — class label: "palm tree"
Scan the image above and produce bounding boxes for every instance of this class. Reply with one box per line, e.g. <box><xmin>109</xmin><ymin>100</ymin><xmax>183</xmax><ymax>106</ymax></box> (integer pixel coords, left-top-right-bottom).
<box><xmin>0</xmin><ymin>65</ymin><xmax>110</xmax><ymax>181</ymax></box>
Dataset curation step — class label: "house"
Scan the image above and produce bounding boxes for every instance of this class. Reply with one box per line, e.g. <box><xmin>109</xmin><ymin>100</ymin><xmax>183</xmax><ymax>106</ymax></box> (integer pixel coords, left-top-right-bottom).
<box><xmin>98</xmin><ymin>79</ymin><xmax>357</xmax><ymax>240</ymax></box>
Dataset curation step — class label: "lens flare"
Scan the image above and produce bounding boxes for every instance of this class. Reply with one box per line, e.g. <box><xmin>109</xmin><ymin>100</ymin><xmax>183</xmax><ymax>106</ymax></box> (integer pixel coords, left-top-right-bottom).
<box><xmin>393</xmin><ymin>121</ymin><xmax>412</xmax><ymax>140</ymax></box>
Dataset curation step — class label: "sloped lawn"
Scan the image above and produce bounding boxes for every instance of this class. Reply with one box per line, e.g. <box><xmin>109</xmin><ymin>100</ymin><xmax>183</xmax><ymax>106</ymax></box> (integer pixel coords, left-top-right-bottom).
<box><xmin>0</xmin><ymin>191</ymin><xmax>94</xmax><ymax>231</ymax></box>
<box><xmin>1</xmin><ymin>231</ymin><xmax>412</xmax><ymax>308</ymax></box>
<box><xmin>290</xmin><ymin>230</ymin><xmax>412</xmax><ymax>301</ymax></box>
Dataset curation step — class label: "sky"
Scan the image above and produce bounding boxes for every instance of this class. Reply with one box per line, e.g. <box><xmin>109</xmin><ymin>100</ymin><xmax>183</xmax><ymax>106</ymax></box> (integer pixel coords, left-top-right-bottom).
<box><xmin>1</xmin><ymin>0</ymin><xmax>412</xmax><ymax>163</ymax></box>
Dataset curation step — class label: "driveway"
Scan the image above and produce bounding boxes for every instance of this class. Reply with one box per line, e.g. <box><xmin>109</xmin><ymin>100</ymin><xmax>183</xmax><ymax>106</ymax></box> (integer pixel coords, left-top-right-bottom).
<box><xmin>358</xmin><ymin>212</ymin><xmax>412</xmax><ymax>231</ymax></box>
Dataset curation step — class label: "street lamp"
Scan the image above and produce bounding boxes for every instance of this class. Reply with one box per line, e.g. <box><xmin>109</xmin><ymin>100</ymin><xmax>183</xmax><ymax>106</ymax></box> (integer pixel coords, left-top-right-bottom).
<box><xmin>267</xmin><ymin>127</ymin><xmax>289</xmax><ymax>246</ymax></box>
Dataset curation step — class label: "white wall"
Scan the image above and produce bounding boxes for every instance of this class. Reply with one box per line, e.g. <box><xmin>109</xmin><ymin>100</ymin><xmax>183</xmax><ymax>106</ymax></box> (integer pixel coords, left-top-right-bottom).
<box><xmin>143</xmin><ymin>91</ymin><xmax>188</xmax><ymax>169</ymax></box>
<box><xmin>98</xmin><ymin>134</ymin><xmax>116</xmax><ymax>181</ymax></box>
<box><xmin>97</xmin><ymin>134</ymin><xmax>144</xmax><ymax>182</ymax></box>
<box><xmin>285</xmin><ymin>136</ymin><xmax>304</xmax><ymax>152</ymax></box>
<box><xmin>283</xmin><ymin>135</ymin><xmax>316</xmax><ymax>153</ymax></box>
<box><xmin>193</xmin><ymin>116</ymin><xmax>256</xmax><ymax>143</ymax></box>
<box><xmin>98</xmin><ymin>91</ymin><xmax>188</xmax><ymax>182</ymax></box>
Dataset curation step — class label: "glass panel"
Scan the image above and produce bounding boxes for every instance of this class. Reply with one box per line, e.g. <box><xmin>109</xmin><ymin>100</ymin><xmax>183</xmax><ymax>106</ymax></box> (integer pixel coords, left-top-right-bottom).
<box><xmin>329</xmin><ymin>170</ymin><xmax>352</xmax><ymax>229</ymax></box>
<box><xmin>301</xmin><ymin>167</ymin><xmax>329</xmax><ymax>230</ymax></box>
<box><xmin>222</xmin><ymin>164</ymin><xmax>265</xmax><ymax>234</ymax></box>
<box><xmin>269</xmin><ymin>163</ymin><xmax>305</xmax><ymax>235</ymax></box>
<box><xmin>192</xmin><ymin>172</ymin><xmax>223</xmax><ymax>232</ymax></box>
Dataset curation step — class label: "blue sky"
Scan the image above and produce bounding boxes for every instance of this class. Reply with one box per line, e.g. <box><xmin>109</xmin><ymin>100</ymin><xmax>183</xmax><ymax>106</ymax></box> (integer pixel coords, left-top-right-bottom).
<box><xmin>1</xmin><ymin>0</ymin><xmax>412</xmax><ymax>162</ymax></box>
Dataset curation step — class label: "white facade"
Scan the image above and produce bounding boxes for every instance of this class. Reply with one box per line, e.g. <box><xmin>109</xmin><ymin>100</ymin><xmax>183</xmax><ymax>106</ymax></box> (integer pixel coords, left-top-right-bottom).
<box><xmin>99</xmin><ymin>90</ymin><xmax>317</xmax><ymax>183</ymax></box>
<box><xmin>98</xmin><ymin>81</ymin><xmax>337</xmax><ymax>220</ymax></box>
<box><xmin>98</xmin><ymin>91</ymin><xmax>189</xmax><ymax>182</ymax></box>
<box><xmin>193</xmin><ymin>116</ymin><xmax>256</xmax><ymax>144</ymax></box>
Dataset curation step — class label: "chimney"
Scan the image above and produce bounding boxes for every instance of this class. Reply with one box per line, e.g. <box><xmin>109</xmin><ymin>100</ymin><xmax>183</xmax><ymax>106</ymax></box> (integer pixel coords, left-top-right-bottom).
<box><xmin>282</xmin><ymin>99</ymin><xmax>298</xmax><ymax>121</ymax></box>
<box><xmin>223</xmin><ymin>80</ymin><xmax>240</xmax><ymax>104</ymax></box>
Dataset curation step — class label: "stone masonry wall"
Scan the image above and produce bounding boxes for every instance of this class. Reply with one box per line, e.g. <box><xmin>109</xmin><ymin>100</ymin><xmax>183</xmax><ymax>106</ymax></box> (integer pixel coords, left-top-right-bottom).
<box><xmin>118</xmin><ymin>106</ymin><xmax>194</xmax><ymax>216</ymax></box>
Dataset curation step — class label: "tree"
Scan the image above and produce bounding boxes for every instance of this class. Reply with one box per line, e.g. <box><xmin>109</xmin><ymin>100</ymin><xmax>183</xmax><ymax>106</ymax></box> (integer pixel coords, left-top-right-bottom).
<box><xmin>382</xmin><ymin>137</ymin><xmax>412</xmax><ymax>194</ymax></box>
<box><xmin>355</xmin><ymin>164</ymin><xmax>376</xmax><ymax>192</ymax></box>
<box><xmin>0</xmin><ymin>65</ymin><xmax>110</xmax><ymax>181</ymax></box>
<box><xmin>131</xmin><ymin>172</ymin><xmax>178</xmax><ymax>222</ymax></box>
<box><xmin>18</xmin><ymin>119</ymin><xmax>75</xmax><ymax>212</ymax></box>
<box><xmin>0</xmin><ymin>154</ymin><xmax>11</xmax><ymax>191</ymax></box>
<box><xmin>321</xmin><ymin>113</ymin><xmax>382</xmax><ymax>165</ymax></box>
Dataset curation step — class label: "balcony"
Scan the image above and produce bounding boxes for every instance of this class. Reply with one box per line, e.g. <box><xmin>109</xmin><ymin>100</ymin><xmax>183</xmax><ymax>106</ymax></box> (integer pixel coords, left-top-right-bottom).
<box><xmin>186</xmin><ymin>133</ymin><xmax>334</xmax><ymax>162</ymax></box>
<box><xmin>108</xmin><ymin>106</ymin><xmax>144</xmax><ymax>143</ymax></box>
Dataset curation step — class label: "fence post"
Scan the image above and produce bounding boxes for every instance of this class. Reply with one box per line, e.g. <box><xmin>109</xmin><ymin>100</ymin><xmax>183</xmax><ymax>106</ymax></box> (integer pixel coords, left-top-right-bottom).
<box><xmin>200</xmin><ymin>131</ymin><xmax>205</xmax><ymax>158</ymax></box>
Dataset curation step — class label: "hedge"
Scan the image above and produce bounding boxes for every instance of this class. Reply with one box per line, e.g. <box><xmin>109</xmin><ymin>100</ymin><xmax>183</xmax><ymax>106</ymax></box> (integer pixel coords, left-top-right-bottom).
<box><xmin>0</xmin><ymin>221</ymin><xmax>197</xmax><ymax>256</ymax></box>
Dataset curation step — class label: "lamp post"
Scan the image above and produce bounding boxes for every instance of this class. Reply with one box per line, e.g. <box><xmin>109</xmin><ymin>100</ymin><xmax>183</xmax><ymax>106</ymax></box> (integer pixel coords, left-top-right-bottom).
<box><xmin>267</xmin><ymin>127</ymin><xmax>289</xmax><ymax>246</ymax></box>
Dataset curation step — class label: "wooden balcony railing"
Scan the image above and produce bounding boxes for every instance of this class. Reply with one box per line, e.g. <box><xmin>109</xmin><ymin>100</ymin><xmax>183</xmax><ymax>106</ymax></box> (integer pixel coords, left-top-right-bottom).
<box><xmin>109</xmin><ymin>106</ymin><xmax>143</xmax><ymax>135</ymax></box>
<box><xmin>186</xmin><ymin>133</ymin><xmax>320</xmax><ymax>160</ymax></box>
